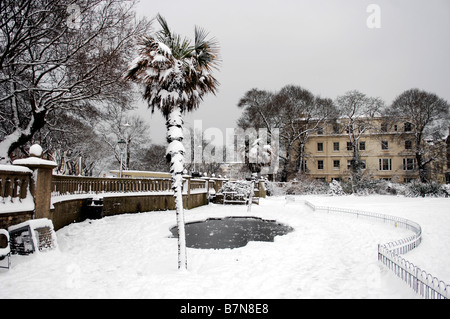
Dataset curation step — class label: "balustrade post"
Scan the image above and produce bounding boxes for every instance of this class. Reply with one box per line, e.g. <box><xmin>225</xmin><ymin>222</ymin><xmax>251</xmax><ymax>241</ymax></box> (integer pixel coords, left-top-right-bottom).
<box><xmin>13</xmin><ymin>144</ymin><xmax>57</xmax><ymax>220</ymax></box>
<box><xmin>204</xmin><ymin>177</ymin><xmax>210</xmax><ymax>201</ymax></box>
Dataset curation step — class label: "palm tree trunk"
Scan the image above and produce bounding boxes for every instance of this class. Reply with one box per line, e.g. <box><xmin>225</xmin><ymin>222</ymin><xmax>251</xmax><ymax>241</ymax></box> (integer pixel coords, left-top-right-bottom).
<box><xmin>166</xmin><ymin>107</ymin><xmax>187</xmax><ymax>270</ymax></box>
<box><xmin>174</xmin><ymin>172</ymin><xmax>187</xmax><ymax>269</ymax></box>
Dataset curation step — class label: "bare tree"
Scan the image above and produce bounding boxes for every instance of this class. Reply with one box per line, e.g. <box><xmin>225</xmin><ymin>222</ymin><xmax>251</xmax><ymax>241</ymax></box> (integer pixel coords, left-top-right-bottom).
<box><xmin>97</xmin><ymin>103</ymin><xmax>151</xmax><ymax>171</ymax></box>
<box><xmin>0</xmin><ymin>0</ymin><xmax>151</xmax><ymax>162</ymax></box>
<box><xmin>237</xmin><ymin>85</ymin><xmax>336</xmax><ymax>181</ymax></box>
<box><xmin>36</xmin><ymin>108</ymin><xmax>107</xmax><ymax>176</ymax></box>
<box><xmin>136</xmin><ymin>144</ymin><xmax>170</xmax><ymax>172</ymax></box>
<box><xmin>276</xmin><ymin>86</ymin><xmax>337</xmax><ymax>181</ymax></box>
<box><xmin>386</xmin><ymin>88</ymin><xmax>450</xmax><ymax>182</ymax></box>
<box><xmin>335</xmin><ymin>90</ymin><xmax>385</xmax><ymax>191</ymax></box>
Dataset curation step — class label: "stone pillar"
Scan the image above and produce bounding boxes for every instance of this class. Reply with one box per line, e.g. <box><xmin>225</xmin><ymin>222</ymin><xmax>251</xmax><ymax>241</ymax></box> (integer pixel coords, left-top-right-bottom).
<box><xmin>203</xmin><ymin>177</ymin><xmax>210</xmax><ymax>201</ymax></box>
<box><xmin>13</xmin><ymin>144</ymin><xmax>57</xmax><ymax>220</ymax></box>
<box><xmin>258</xmin><ymin>179</ymin><xmax>267</xmax><ymax>198</ymax></box>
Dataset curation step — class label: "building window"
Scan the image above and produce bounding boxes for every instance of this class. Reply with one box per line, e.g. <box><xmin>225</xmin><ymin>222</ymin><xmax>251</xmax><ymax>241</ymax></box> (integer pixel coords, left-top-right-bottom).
<box><xmin>333</xmin><ymin>142</ymin><xmax>339</xmax><ymax>151</ymax></box>
<box><xmin>333</xmin><ymin>160</ymin><xmax>340</xmax><ymax>170</ymax></box>
<box><xmin>346</xmin><ymin>142</ymin><xmax>353</xmax><ymax>151</ymax></box>
<box><xmin>394</xmin><ymin>125</ymin><xmax>398</xmax><ymax>132</ymax></box>
<box><xmin>318</xmin><ymin>160</ymin><xmax>324</xmax><ymax>170</ymax></box>
<box><xmin>381</xmin><ymin>141</ymin><xmax>389</xmax><ymax>150</ymax></box>
<box><xmin>403</xmin><ymin>158</ymin><xmax>416</xmax><ymax>171</ymax></box>
<box><xmin>317</xmin><ymin>127</ymin><xmax>323</xmax><ymax>135</ymax></box>
<box><xmin>317</xmin><ymin>142</ymin><xmax>323</xmax><ymax>152</ymax></box>
<box><xmin>404</xmin><ymin>122</ymin><xmax>412</xmax><ymax>132</ymax></box>
<box><xmin>359</xmin><ymin>141</ymin><xmax>366</xmax><ymax>151</ymax></box>
<box><xmin>301</xmin><ymin>160</ymin><xmax>307</xmax><ymax>171</ymax></box>
<box><xmin>381</xmin><ymin>123</ymin><xmax>388</xmax><ymax>132</ymax></box>
<box><xmin>379</xmin><ymin>158</ymin><xmax>392</xmax><ymax>171</ymax></box>
<box><xmin>405</xmin><ymin>140</ymin><xmax>412</xmax><ymax>150</ymax></box>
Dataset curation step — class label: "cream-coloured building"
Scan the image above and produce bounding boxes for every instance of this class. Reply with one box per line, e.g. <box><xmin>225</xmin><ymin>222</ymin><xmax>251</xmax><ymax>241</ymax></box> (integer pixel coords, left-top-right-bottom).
<box><xmin>296</xmin><ymin>118</ymin><xmax>424</xmax><ymax>183</ymax></box>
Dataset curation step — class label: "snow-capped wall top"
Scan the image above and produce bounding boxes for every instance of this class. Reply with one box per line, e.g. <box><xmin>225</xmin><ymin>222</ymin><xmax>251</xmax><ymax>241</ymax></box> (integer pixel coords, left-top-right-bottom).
<box><xmin>13</xmin><ymin>157</ymin><xmax>57</xmax><ymax>168</ymax></box>
<box><xmin>0</xmin><ymin>164</ymin><xmax>32</xmax><ymax>174</ymax></box>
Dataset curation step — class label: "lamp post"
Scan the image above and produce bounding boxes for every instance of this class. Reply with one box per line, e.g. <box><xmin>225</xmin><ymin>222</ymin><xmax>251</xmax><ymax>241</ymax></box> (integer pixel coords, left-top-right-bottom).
<box><xmin>118</xmin><ymin>138</ymin><xmax>126</xmax><ymax>178</ymax></box>
<box><xmin>193</xmin><ymin>144</ymin><xmax>202</xmax><ymax>176</ymax></box>
<box><xmin>123</xmin><ymin>122</ymin><xmax>131</xmax><ymax>171</ymax></box>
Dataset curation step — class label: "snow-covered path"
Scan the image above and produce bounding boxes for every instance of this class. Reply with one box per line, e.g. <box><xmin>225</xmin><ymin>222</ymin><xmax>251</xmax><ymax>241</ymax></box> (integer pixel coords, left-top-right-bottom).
<box><xmin>1</xmin><ymin>195</ymin><xmax>448</xmax><ymax>299</ymax></box>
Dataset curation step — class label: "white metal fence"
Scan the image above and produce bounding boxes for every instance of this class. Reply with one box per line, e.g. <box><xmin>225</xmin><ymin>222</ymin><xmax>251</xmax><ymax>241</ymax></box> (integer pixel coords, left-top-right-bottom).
<box><xmin>302</xmin><ymin>199</ymin><xmax>448</xmax><ymax>299</ymax></box>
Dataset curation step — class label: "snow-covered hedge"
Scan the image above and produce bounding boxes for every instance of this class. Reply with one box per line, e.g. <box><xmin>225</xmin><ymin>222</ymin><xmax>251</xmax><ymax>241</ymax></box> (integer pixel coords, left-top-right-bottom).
<box><xmin>348</xmin><ymin>180</ymin><xmax>449</xmax><ymax>197</ymax></box>
<box><xmin>404</xmin><ymin>181</ymin><xmax>449</xmax><ymax>197</ymax></box>
<box><xmin>265</xmin><ymin>179</ymin><xmax>329</xmax><ymax>196</ymax></box>
<box><xmin>266</xmin><ymin>179</ymin><xmax>450</xmax><ymax>198</ymax></box>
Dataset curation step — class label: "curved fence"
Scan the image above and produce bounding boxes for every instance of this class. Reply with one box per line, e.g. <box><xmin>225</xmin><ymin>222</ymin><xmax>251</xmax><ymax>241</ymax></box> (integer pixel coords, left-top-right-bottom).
<box><xmin>303</xmin><ymin>199</ymin><xmax>448</xmax><ymax>299</ymax></box>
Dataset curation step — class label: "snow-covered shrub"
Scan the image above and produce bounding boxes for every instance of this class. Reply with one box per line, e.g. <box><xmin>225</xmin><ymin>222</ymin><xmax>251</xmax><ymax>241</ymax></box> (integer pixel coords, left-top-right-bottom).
<box><xmin>441</xmin><ymin>184</ymin><xmax>450</xmax><ymax>197</ymax></box>
<box><xmin>344</xmin><ymin>177</ymin><xmax>387</xmax><ymax>195</ymax></box>
<box><xmin>328</xmin><ymin>180</ymin><xmax>345</xmax><ymax>196</ymax></box>
<box><xmin>405</xmin><ymin>181</ymin><xmax>447</xmax><ymax>197</ymax></box>
<box><xmin>358</xmin><ymin>179</ymin><xmax>393</xmax><ymax>195</ymax></box>
<box><xmin>265</xmin><ymin>179</ymin><xmax>329</xmax><ymax>196</ymax></box>
<box><xmin>382</xmin><ymin>181</ymin><xmax>408</xmax><ymax>196</ymax></box>
<box><xmin>303</xmin><ymin>179</ymin><xmax>329</xmax><ymax>194</ymax></box>
<box><xmin>265</xmin><ymin>182</ymin><xmax>286</xmax><ymax>196</ymax></box>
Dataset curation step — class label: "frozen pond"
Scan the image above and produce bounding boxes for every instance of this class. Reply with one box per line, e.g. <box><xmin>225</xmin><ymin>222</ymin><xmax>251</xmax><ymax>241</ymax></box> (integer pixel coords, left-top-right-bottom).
<box><xmin>170</xmin><ymin>216</ymin><xmax>294</xmax><ymax>249</ymax></box>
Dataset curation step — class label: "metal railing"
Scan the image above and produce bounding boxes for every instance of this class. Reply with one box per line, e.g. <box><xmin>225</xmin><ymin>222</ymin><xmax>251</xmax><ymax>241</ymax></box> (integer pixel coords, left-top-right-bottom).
<box><xmin>303</xmin><ymin>199</ymin><xmax>449</xmax><ymax>299</ymax></box>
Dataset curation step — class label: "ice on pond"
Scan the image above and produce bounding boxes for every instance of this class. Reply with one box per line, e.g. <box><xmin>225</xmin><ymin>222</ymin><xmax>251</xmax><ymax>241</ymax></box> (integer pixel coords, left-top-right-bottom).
<box><xmin>170</xmin><ymin>217</ymin><xmax>294</xmax><ymax>249</ymax></box>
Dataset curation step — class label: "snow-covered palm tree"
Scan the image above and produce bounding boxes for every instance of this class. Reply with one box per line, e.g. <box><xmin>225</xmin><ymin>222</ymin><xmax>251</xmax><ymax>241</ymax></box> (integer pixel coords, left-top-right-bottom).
<box><xmin>125</xmin><ymin>15</ymin><xmax>220</xmax><ymax>269</ymax></box>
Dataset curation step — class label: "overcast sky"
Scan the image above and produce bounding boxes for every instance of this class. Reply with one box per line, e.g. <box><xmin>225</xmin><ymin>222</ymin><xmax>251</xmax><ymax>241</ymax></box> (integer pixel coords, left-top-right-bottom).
<box><xmin>133</xmin><ymin>0</ymin><xmax>450</xmax><ymax>144</ymax></box>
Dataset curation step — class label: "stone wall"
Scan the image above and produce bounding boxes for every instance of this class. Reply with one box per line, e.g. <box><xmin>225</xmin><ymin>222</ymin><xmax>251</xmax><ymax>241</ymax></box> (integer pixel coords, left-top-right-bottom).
<box><xmin>49</xmin><ymin>192</ymin><xmax>208</xmax><ymax>231</ymax></box>
<box><xmin>1</xmin><ymin>147</ymin><xmax>265</xmax><ymax>231</ymax></box>
<box><xmin>0</xmin><ymin>211</ymin><xmax>34</xmax><ymax>231</ymax></box>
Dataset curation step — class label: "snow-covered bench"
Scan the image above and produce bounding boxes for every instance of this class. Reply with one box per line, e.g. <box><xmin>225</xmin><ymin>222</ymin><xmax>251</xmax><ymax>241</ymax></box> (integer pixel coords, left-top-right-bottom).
<box><xmin>222</xmin><ymin>191</ymin><xmax>247</xmax><ymax>204</ymax></box>
<box><xmin>220</xmin><ymin>181</ymin><xmax>260</xmax><ymax>205</ymax></box>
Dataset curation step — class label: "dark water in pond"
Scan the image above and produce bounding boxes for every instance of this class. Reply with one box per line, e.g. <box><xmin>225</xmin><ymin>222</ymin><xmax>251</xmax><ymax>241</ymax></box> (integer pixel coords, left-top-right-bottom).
<box><xmin>170</xmin><ymin>217</ymin><xmax>294</xmax><ymax>249</ymax></box>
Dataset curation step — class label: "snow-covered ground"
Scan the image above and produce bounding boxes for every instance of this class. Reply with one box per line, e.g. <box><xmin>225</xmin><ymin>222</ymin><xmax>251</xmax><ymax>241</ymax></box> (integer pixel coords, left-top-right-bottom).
<box><xmin>0</xmin><ymin>195</ymin><xmax>448</xmax><ymax>299</ymax></box>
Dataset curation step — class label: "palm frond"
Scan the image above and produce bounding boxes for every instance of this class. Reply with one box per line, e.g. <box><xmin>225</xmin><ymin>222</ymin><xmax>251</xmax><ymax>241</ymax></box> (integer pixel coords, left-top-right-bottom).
<box><xmin>194</xmin><ymin>26</ymin><xmax>221</xmax><ymax>71</ymax></box>
<box><xmin>172</xmin><ymin>34</ymin><xmax>194</xmax><ymax>60</ymax></box>
<box><xmin>155</xmin><ymin>15</ymin><xmax>194</xmax><ymax>62</ymax></box>
<box><xmin>155</xmin><ymin>14</ymin><xmax>172</xmax><ymax>41</ymax></box>
<box><xmin>125</xmin><ymin>14</ymin><xmax>220</xmax><ymax>117</ymax></box>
